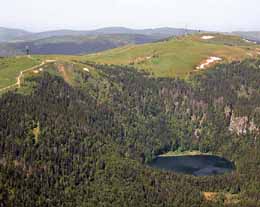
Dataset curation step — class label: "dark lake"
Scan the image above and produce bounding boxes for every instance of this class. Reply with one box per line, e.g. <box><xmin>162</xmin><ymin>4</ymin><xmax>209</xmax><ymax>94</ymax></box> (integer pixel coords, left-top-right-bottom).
<box><xmin>149</xmin><ymin>155</ymin><xmax>235</xmax><ymax>176</ymax></box>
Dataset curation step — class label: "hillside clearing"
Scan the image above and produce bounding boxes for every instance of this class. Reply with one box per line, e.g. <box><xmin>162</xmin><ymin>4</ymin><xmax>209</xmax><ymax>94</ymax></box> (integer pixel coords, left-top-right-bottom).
<box><xmin>0</xmin><ymin>57</ymin><xmax>56</xmax><ymax>92</ymax></box>
<box><xmin>0</xmin><ymin>57</ymin><xmax>40</xmax><ymax>90</ymax></box>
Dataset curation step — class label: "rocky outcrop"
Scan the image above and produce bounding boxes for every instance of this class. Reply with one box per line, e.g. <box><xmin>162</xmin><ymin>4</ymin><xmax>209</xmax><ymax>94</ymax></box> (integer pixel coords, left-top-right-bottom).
<box><xmin>229</xmin><ymin>115</ymin><xmax>249</xmax><ymax>135</ymax></box>
<box><xmin>229</xmin><ymin>113</ymin><xmax>259</xmax><ymax>135</ymax></box>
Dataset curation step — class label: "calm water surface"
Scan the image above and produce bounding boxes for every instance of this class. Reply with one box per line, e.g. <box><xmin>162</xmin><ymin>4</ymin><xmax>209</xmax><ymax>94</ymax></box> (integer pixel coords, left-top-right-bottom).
<box><xmin>149</xmin><ymin>155</ymin><xmax>235</xmax><ymax>176</ymax></box>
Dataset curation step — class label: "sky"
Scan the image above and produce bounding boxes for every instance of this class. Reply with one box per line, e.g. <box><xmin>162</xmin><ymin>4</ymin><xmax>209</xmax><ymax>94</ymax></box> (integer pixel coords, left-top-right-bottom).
<box><xmin>1</xmin><ymin>0</ymin><xmax>260</xmax><ymax>32</ymax></box>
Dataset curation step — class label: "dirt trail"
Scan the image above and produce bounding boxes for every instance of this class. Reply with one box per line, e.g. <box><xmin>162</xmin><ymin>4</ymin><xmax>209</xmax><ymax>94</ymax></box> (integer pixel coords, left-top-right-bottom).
<box><xmin>0</xmin><ymin>59</ymin><xmax>56</xmax><ymax>92</ymax></box>
<box><xmin>57</xmin><ymin>64</ymin><xmax>70</xmax><ymax>82</ymax></box>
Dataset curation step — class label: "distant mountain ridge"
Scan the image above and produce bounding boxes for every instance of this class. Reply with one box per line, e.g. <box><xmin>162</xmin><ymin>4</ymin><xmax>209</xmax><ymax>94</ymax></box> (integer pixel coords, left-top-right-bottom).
<box><xmin>89</xmin><ymin>27</ymin><xmax>197</xmax><ymax>37</ymax></box>
<box><xmin>233</xmin><ymin>31</ymin><xmax>260</xmax><ymax>43</ymax></box>
<box><xmin>1</xmin><ymin>26</ymin><xmax>198</xmax><ymax>42</ymax></box>
<box><xmin>0</xmin><ymin>26</ymin><xmax>199</xmax><ymax>56</ymax></box>
<box><xmin>0</xmin><ymin>34</ymin><xmax>162</xmax><ymax>56</ymax></box>
<box><xmin>0</xmin><ymin>27</ymin><xmax>32</xmax><ymax>42</ymax></box>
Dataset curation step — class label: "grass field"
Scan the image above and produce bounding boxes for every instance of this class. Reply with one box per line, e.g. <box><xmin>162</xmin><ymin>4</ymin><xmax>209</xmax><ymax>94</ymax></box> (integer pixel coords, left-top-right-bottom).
<box><xmin>82</xmin><ymin>33</ymin><xmax>260</xmax><ymax>78</ymax></box>
<box><xmin>0</xmin><ymin>56</ymin><xmax>40</xmax><ymax>89</ymax></box>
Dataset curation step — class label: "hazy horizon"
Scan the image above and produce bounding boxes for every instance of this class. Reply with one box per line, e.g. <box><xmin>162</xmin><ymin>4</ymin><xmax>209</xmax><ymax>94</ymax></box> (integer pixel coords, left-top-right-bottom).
<box><xmin>1</xmin><ymin>25</ymin><xmax>260</xmax><ymax>34</ymax></box>
<box><xmin>1</xmin><ymin>0</ymin><xmax>260</xmax><ymax>32</ymax></box>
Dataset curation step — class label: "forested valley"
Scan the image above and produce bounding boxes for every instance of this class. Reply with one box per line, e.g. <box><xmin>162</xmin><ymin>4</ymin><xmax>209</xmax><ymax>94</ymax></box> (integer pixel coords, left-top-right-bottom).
<box><xmin>0</xmin><ymin>59</ymin><xmax>260</xmax><ymax>206</ymax></box>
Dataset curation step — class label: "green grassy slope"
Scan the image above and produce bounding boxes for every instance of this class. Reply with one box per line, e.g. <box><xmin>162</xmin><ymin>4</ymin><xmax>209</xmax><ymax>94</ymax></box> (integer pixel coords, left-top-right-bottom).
<box><xmin>0</xmin><ymin>56</ymin><xmax>40</xmax><ymax>89</ymax></box>
<box><xmin>1</xmin><ymin>33</ymin><xmax>259</xmax><ymax>92</ymax></box>
<box><xmin>83</xmin><ymin>33</ymin><xmax>260</xmax><ymax>78</ymax></box>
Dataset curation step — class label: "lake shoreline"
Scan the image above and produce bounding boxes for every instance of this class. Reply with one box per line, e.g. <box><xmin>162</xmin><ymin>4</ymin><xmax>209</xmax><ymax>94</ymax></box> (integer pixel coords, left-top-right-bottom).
<box><xmin>150</xmin><ymin>152</ymin><xmax>235</xmax><ymax>176</ymax></box>
<box><xmin>158</xmin><ymin>150</ymin><xmax>212</xmax><ymax>157</ymax></box>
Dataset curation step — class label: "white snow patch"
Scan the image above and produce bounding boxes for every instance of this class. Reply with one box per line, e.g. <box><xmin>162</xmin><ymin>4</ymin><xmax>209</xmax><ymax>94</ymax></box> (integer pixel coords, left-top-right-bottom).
<box><xmin>83</xmin><ymin>68</ymin><xmax>90</xmax><ymax>72</ymax></box>
<box><xmin>201</xmin><ymin>35</ymin><xmax>215</xmax><ymax>40</ymax></box>
<box><xmin>196</xmin><ymin>57</ymin><xmax>222</xmax><ymax>70</ymax></box>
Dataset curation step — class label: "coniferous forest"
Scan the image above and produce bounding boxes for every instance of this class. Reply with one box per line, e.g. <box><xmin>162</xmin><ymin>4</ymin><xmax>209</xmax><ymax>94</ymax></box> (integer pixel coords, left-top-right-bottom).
<box><xmin>0</xmin><ymin>59</ymin><xmax>260</xmax><ymax>206</ymax></box>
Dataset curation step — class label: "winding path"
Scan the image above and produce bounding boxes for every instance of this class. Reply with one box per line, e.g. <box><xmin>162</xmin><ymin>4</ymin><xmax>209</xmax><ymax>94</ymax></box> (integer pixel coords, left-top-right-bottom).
<box><xmin>0</xmin><ymin>59</ymin><xmax>56</xmax><ymax>92</ymax></box>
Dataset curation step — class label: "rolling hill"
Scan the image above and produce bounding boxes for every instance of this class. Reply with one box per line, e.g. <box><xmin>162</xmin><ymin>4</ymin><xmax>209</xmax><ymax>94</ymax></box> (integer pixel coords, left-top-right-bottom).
<box><xmin>5</xmin><ymin>27</ymin><xmax>198</xmax><ymax>42</ymax></box>
<box><xmin>0</xmin><ymin>34</ymin><xmax>163</xmax><ymax>56</ymax></box>
<box><xmin>0</xmin><ymin>26</ymin><xmax>199</xmax><ymax>56</ymax></box>
<box><xmin>1</xmin><ymin>32</ymin><xmax>259</xmax><ymax>94</ymax></box>
<box><xmin>0</xmin><ymin>27</ymin><xmax>31</xmax><ymax>42</ymax></box>
<box><xmin>88</xmin><ymin>27</ymin><xmax>198</xmax><ymax>37</ymax></box>
<box><xmin>233</xmin><ymin>31</ymin><xmax>260</xmax><ymax>43</ymax></box>
<box><xmin>83</xmin><ymin>33</ymin><xmax>260</xmax><ymax>78</ymax></box>
<box><xmin>1</xmin><ymin>32</ymin><xmax>259</xmax><ymax>92</ymax></box>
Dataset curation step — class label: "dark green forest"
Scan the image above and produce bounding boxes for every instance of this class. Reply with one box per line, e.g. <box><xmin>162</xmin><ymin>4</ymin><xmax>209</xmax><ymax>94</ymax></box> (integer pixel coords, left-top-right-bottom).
<box><xmin>0</xmin><ymin>59</ymin><xmax>259</xmax><ymax>206</ymax></box>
